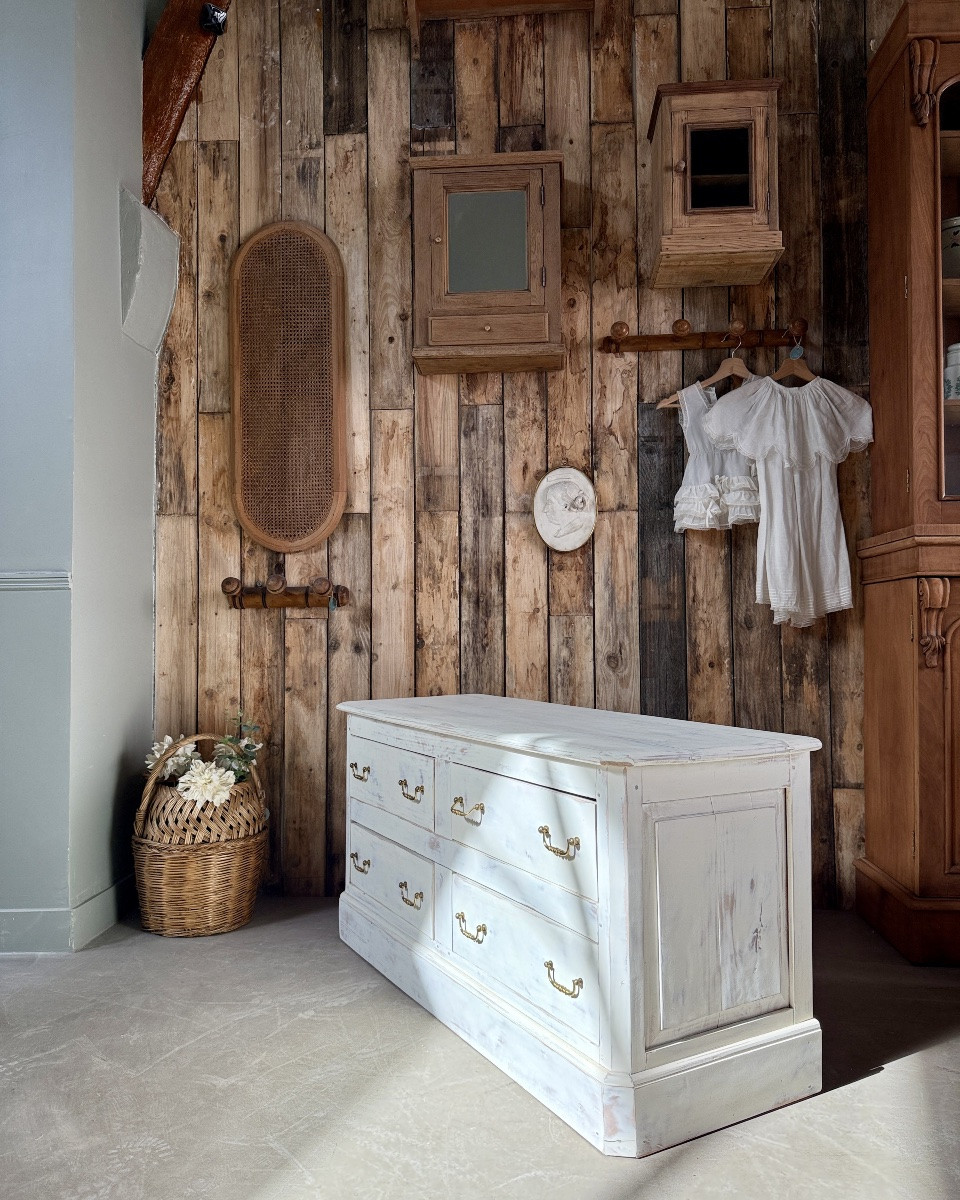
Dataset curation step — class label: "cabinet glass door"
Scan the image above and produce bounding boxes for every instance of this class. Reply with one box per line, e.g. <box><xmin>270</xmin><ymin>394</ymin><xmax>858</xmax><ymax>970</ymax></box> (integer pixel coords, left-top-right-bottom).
<box><xmin>447</xmin><ymin>190</ymin><xmax>528</xmax><ymax>293</ymax></box>
<box><xmin>941</xmin><ymin>83</ymin><xmax>960</xmax><ymax>496</ymax></box>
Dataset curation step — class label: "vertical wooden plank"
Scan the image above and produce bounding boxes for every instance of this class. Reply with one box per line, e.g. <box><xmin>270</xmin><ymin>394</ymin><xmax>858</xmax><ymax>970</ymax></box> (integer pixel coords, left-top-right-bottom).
<box><xmin>591</xmin><ymin>123</ymin><xmax>638</xmax><ymax>513</ymax></box>
<box><xmin>454</xmin><ymin>20</ymin><xmax>499</xmax><ymax>156</ymax></box>
<box><xmin>283</xmin><ymin>619</ymin><xmax>328</xmax><ymax>895</ymax></box>
<box><xmin>322</xmin><ymin>0</ymin><xmax>367</xmax><ymax>135</ymax></box>
<box><xmin>773</xmin><ymin>0</ymin><xmax>818</xmax><ymax>115</ymax></box>
<box><xmin>782</xmin><ymin>623</ymin><xmax>836</xmax><ymax>907</ymax></box>
<box><xmin>548</xmin><ymin>228</ymin><xmax>594</xmax><ymax>707</ymax></box>
<box><xmin>635</xmin><ymin>14</ymin><xmax>685</xmax><ymax>720</ymax></box>
<box><xmin>460</xmin><ymin>403</ymin><xmax>505</xmax><ymax>695</ymax></box>
<box><xmin>726</xmin><ymin>5</ymin><xmax>772</xmax><ymax>80</ymax></box>
<box><xmin>371</xmin><ymin>409</ymin><xmax>415</xmax><ymax>698</ymax></box>
<box><xmin>685</xmin><ymin>531</ymin><xmax>734</xmax><ymax>726</ymax></box>
<box><xmin>197</xmin><ymin>413</ymin><xmax>241</xmax><ymax>733</ymax></box>
<box><xmin>197</xmin><ymin>141</ymin><xmax>238</xmax><ymax>415</ymax></box>
<box><xmin>830</xmin><ymin>449</ymin><xmax>871</xmax><ymax>786</ymax></box>
<box><xmin>238</xmin><ymin>0</ymin><xmax>281</xmax><ymax>237</ymax></box>
<box><xmin>368</xmin><ymin>28</ymin><xmax>413</xmax><ymax>410</ymax></box>
<box><xmin>155</xmin><ymin>140</ymin><xmax>198</xmax><ymax>516</ymax></box>
<box><xmin>544</xmin><ymin>11</ymin><xmax>590</xmax><ymax>229</ymax></box>
<box><xmin>416</xmin><ymin>373</ymin><xmax>459</xmax><ymax>512</ymax></box>
<box><xmin>327</xmin><ymin>513</ymin><xmax>372</xmax><ymax>893</ymax></box>
<box><xmin>834</xmin><ymin>787</ymin><xmax>866</xmax><ymax>910</ymax></box>
<box><xmin>498</xmin><ymin>15</ymin><xmax>544</xmax><ymax>129</ymax></box>
<box><xmin>505</xmin><ymin>373</ymin><xmax>546</xmax><ymax>515</ymax></box>
<box><xmin>505</xmin><ymin>513</ymin><xmax>549</xmax><ymax>701</ymax></box>
<box><xmin>155</xmin><ymin>514</ymin><xmax>199</xmax><ymax>739</ymax></box>
<box><xmin>595</xmin><ymin>511</ymin><xmax>641</xmax><ymax>713</ymax></box>
<box><xmin>326</xmin><ymin>133</ymin><xmax>371</xmax><ymax>510</ymax></box>
<box><xmin>592</xmin><ymin>0</ymin><xmax>633</xmax><ymax>123</ymax></box>
<box><xmin>416</xmin><ymin>511</ymin><xmax>460</xmax><ymax>697</ymax></box>
<box><xmin>280</xmin><ymin>0</ymin><xmax>325</xmax><ymax>222</ymax></box>
<box><xmin>368</xmin><ymin>0</ymin><xmax>405</xmax><ymax>29</ymax></box>
<box><xmin>549</xmin><ymin>230</ymin><xmax>592</xmax><ymax>475</ymax></box>
<box><xmin>505</xmin><ymin>372</ymin><xmax>548</xmax><ymax>703</ymax></box>
<box><xmin>411</xmin><ymin>20</ymin><xmax>456</xmax><ymax>156</ymax></box>
<box><xmin>240</xmin><ymin>579</ymin><xmax>285</xmax><ymax>884</ymax></box>
<box><xmin>679</xmin><ymin>0</ymin><xmax>725</xmax><ymax>81</ymax></box>
<box><xmin>198</xmin><ymin>0</ymin><xmax>239</xmax><ymax>140</ymax></box>
<box><xmin>820</xmin><ymin>0</ymin><xmax>869</xmax><ymax>391</ymax></box>
<box><xmin>732</xmin><ymin>521</ymin><xmax>783</xmax><ymax>732</ymax></box>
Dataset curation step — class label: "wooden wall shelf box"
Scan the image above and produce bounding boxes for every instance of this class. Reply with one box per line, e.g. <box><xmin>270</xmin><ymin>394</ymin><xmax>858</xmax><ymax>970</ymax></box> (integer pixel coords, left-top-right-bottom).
<box><xmin>646</xmin><ymin>80</ymin><xmax>783</xmax><ymax>289</ymax></box>
<box><xmin>857</xmin><ymin>2</ymin><xmax>960</xmax><ymax>964</ymax></box>
<box><xmin>340</xmin><ymin>695</ymin><xmax>821</xmax><ymax>1156</ymax></box>
<box><xmin>411</xmin><ymin>152</ymin><xmax>564</xmax><ymax>375</ymax></box>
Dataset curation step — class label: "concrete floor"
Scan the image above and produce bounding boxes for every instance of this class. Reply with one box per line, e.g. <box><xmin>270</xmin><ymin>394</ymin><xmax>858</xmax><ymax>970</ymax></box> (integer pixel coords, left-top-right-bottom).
<box><xmin>1</xmin><ymin>899</ymin><xmax>958</xmax><ymax>1200</ymax></box>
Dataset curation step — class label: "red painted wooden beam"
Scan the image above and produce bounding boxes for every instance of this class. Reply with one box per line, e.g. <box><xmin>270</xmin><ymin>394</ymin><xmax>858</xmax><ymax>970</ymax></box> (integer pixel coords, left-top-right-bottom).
<box><xmin>142</xmin><ymin>0</ymin><xmax>233</xmax><ymax>205</ymax></box>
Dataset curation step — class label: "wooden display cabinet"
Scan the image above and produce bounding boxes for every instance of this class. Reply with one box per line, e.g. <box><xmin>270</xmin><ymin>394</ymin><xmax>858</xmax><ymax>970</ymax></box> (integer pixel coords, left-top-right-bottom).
<box><xmin>856</xmin><ymin>1</ymin><xmax>960</xmax><ymax>963</ymax></box>
<box><xmin>411</xmin><ymin>152</ymin><xmax>564</xmax><ymax>375</ymax></box>
<box><xmin>646</xmin><ymin>80</ymin><xmax>783</xmax><ymax>288</ymax></box>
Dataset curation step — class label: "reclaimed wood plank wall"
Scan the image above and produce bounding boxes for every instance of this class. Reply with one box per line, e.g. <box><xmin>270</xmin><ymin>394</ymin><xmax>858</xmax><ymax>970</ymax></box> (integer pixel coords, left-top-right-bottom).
<box><xmin>154</xmin><ymin>0</ymin><xmax>901</xmax><ymax>906</ymax></box>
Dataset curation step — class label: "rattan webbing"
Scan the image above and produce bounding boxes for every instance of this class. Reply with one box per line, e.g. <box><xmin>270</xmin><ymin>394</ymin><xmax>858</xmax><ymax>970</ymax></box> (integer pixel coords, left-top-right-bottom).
<box><xmin>231</xmin><ymin>222</ymin><xmax>346</xmax><ymax>552</ymax></box>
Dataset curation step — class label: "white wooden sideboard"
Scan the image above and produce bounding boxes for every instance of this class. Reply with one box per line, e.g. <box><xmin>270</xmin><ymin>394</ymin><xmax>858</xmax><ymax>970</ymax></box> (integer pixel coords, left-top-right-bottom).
<box><xmin>338</xmin><ymin>695</ymin><xmax>822</xmax><ymax>1156</ymax></box>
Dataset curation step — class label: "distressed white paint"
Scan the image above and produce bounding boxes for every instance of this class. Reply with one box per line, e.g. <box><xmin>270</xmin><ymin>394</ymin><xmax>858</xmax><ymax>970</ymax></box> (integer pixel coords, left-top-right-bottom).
<box><xmin>348</xmin><ymin>733</ymin><xmax>435</xmax><ymax>830</ymax></box>
<box><xmin>338</xmin><ymin>696</ymin><xmax>822</xmax><ymax>1156</ymax></box>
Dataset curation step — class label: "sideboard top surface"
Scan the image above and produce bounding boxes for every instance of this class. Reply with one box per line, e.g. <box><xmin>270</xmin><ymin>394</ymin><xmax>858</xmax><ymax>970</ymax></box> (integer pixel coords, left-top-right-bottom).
<box><xmin>339</xmin><ymin>695</ymin><xmax>820</xmax><ymax>767</ymax></box>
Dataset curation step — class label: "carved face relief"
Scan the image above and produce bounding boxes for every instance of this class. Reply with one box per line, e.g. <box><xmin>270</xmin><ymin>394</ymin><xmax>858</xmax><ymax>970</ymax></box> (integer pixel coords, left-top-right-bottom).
<box><xmin>533</xmin><ymin>468</ymin><xmax>597</xmax><ymax>552</ymax></box>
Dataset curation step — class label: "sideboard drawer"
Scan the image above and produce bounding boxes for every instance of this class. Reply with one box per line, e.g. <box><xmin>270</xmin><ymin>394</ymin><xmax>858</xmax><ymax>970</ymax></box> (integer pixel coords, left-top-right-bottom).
<box><xmin>348</xmin><ymin>823</ymin><xmax>435</xmax><ymax>939</ymax></box>
<box><xmin>347</xmin><ymin>735</ymin><xmax>435</xmax><ymax>830</ymax></box>
<box><xmin>447</xmin><ymin>764</ymin><xmax>598</xmax><ymax>901</ymax></box>
<box><xmin>450</xmin><ymin>875</ymin><xmax>600</xmax><ymax>1045</ymax></box>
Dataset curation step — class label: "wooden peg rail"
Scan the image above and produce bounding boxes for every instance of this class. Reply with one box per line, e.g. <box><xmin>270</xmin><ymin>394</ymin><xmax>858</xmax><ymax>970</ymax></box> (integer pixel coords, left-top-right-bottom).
<box><xmin>599</xmin><ymin>318</ymin><xmax>808</xmax><ymax>354</ymax></box>
<box><xmin>221</xmin><ymin>574</ymin><xmax>350</xmax><ymax>611</ymax></box>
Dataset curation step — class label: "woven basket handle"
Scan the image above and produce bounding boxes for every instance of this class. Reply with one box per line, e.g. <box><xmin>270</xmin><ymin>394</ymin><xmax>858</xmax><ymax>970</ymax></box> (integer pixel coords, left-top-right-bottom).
<box><xmin>134</xmin><ymin>733</ymin><xmax>264</xmax><ymax>838</ymax></box>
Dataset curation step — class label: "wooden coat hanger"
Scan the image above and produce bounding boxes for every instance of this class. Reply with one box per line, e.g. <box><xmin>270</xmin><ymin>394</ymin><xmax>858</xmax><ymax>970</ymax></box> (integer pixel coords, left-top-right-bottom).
<box><xmin>770</xmin><ymin>341</ymin><xmax>817</xmax><ymax>383</ymax></box>
<box><xmin>656</xmin><ymin>340</ymin><xmax>750</xmax><ymax>409</ymax></box>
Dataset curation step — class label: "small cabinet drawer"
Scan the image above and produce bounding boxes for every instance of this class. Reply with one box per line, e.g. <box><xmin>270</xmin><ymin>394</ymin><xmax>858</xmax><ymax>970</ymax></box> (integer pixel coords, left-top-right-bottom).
<box><xmin>347</xmin><ymin>735</ymin><xmax>435</xmax><ymax>830</ymax></box>
<box><xmin>450</xmin><ymin>875</ymin><xmax>600</xmax><ymax>1045</ymax></box>
<box><xmin>428</xmin><ymin>313</ymin><xmax>549</xmax><ymax>346</ymax></box>
<box><xmin>348</xmin><ymin>823</ymin><xmax>435</xmax><ymax>939</ymax></box>
<box><xmin>447</xmin><ymin>764</ymin><xmax>598</xmax><ymax>900</ymax></box>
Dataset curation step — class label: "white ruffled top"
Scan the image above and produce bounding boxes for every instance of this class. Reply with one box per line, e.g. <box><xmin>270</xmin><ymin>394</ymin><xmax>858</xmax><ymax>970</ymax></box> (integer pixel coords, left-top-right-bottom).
<box><xmin>703</xmin><ymin>376</ymin><xmax>874</xmax><ymax>628</ymax></box>
<box><xmin>674</xmin><ymin>381</ymin><xmax>760</xmax><ymax>532</ymax></box>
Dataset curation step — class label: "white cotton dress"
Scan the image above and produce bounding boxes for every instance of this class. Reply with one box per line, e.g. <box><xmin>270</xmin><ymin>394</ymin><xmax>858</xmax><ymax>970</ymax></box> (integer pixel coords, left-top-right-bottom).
<box><xmin>673</xmin><ymin>381</ymin><xmax>761</xmax><ymax>532</ymax></box>
<box><xmin>702</xmin><ymin>376</ymin><xmax>874</xmax><ymax>628</ymax></box>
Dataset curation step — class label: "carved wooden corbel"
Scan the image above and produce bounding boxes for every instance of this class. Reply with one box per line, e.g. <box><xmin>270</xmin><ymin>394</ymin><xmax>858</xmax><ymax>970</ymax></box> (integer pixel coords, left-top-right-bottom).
<box><xmin>919</xmin><ymin>577</ymin><xmax>950</xmax><ymax>667</ymax></box>
<box><xmin>908</xmin><ymin>38</ymin><xmax>940</xmax><ymax>127</ymax></box>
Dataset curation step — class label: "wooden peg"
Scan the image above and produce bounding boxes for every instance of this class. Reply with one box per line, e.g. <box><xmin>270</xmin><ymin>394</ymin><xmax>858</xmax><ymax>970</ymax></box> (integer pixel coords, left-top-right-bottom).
<box><xmin>310</xmin><ymin>576</ymin><xmax>333</xmax><ymax>600</ymax></box>
<box><xmin>672</xmin><ymin>319</ymin><xmax>693</xmax><ymax>336</ymax></box>
<box><xmin>266</xmin><ymin>573</ymin><xmax>287</xmax><ymax>594</ymax></box>
<box><xmin>221</xmin><ymin>577</ymin><xmax>242</xmax><ymax>598</ymax></box>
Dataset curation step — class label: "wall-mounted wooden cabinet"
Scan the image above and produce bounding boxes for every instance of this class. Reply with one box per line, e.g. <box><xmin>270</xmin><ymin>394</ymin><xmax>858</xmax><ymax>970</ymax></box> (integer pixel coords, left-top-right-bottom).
<box><xmin>411</xmin><ymin>152</ymin><xmax>564</xmax><ymax>375</ymax></box>
<box><xmin>646</xmin><ymin>80</ymin><xmax>783</xmax><ymax>288</ymax></box>
<box><xmin>856</xmin><ymin>2</ymin><xmax>960</xmax><ymax>964</ymax></box>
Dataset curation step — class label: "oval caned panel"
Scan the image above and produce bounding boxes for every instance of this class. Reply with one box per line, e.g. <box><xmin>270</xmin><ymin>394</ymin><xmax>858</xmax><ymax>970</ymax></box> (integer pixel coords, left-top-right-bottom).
<box><xmin>230</xmin><ymin>221</ymin><xmax>347</xmax><ymax>552</ymax></box>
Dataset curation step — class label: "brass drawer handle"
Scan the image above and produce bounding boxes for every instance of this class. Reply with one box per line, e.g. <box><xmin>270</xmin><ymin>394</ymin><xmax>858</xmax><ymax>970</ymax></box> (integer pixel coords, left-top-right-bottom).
<box><xmin>350</xmin><ymin>762</ymin><xmax>370</xmax><ymax>782</ymax></box>
<box><xmin>538</xmin><ymin>825</ymin><xmax>580</xmax><ymax>860</ymax></box>
<box><xmin>455</xmin><ymin>911</ymin><xmax>487</xmax><ymax>944</ymax></box>
<box><xmin>399</xmin><ymin>778</ymin><xmax>425</xmax><ymax>804</ymax></box>
<box><xmin>399</xmin><ymin>881</ymin><xmax>424</xmax><ymax>909</ymax></box>
<box><xmin>544</xmin><ymin>961</ymin><xmax>583</xmax><ymax>999</ymax></box>
<box><xmin>450</xmin><ymin>796</ymin><xmax>485</xmax><ymax>825</ymax></box>
<box><xmin>350</xmin><ymin>852</ymin><xmax>370</xmax><ymax>874</ymax></box>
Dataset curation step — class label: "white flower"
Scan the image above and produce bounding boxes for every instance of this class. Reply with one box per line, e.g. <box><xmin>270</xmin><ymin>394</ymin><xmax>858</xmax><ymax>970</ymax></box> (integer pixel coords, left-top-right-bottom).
<box><xmin>145</xmin><ymin>735</ymin><xmax>200</xmax><ymax>781</ymax></box>
<box><xmin>176</xmin><ymin>761</ymin><xmax>236</xmax><ymax>809</ymax></box>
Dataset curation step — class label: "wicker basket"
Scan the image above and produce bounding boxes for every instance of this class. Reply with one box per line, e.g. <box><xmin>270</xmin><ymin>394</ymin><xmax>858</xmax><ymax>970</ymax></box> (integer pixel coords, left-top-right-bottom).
<box><xmin>133</xmin><ymin>733</ymin><xmax>268</xmax><ymax>937</ymax></box>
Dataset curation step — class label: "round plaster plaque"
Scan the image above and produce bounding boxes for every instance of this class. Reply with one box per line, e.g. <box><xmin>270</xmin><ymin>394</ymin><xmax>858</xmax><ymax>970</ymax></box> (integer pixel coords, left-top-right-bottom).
<box><xmin>533</xmin><ymin>468</ymin><xmax>597</xmax><ymax>551</ymax></box>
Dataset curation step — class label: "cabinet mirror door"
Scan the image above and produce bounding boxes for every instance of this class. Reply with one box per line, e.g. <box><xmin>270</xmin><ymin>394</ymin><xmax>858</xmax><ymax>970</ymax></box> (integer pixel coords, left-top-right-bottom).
<box><xmin>430</xmin><ymin>168</ymin><xmax>545</xmax><ymax>312</ymax></box>
<box><xmin>941</xmin><ymin>82</ymin><xmax>960</xmax><ymax>497</ymax></box>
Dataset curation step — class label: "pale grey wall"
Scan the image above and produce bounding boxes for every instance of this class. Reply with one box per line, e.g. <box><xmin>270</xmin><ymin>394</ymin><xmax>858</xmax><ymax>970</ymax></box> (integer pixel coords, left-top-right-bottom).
<box><xmin>0</xmin><ymin>0</ymin><xmax>156</xmax><ymax>951</ymax></box>
<box><xmin>69</xmin><ymin>0</ymin><xmax>154</xmax><ymax>932</ymax></box>
<box><xmin>0</xmin><ymin>1</ymin><xmax>76</xmax><ymax>944</ymax></box>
